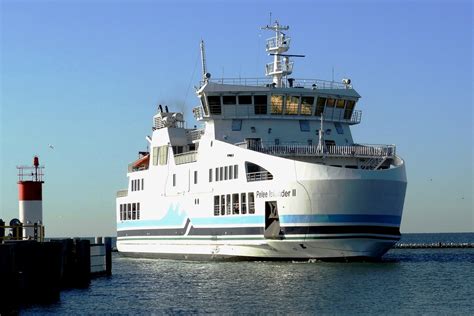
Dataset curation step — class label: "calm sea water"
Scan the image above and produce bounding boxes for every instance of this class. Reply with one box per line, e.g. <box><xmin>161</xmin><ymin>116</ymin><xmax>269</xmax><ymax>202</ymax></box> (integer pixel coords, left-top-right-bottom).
<box><xmin>22</xmin><ymin>233</ymin><xmax>474</xmax><ymax>315</ymax></box>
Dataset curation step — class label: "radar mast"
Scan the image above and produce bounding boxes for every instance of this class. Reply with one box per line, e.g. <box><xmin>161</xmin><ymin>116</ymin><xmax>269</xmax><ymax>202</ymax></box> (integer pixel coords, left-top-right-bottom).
<box><xmin>262</xmin><ymin>20</ymin><xmax>291</xmax><ymax>87</ymax></box>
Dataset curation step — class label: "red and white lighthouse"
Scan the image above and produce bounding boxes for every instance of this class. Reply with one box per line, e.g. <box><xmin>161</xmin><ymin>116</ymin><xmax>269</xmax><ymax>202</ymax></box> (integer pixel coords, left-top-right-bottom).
<box><xmin>17</xmin><ymin>156</ymin><xmax>44</xmax><ymax>237</ymax></box>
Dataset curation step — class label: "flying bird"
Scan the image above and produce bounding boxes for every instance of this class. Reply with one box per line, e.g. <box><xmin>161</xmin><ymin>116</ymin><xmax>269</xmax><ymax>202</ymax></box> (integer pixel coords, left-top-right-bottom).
<box><xmin>48</xmin><ymin>144</ymin><xmax>55</xmax><ymax>149</ymax></box>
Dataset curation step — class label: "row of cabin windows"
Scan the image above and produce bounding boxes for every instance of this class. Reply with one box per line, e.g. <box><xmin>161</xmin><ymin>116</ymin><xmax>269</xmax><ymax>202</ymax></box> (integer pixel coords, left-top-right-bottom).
<box><xmin>131</xmin><ymin>179</ymin><xmax>144</xmax><ymax>191</ymax></box>
<box><xmin>209</xmin><ymin>165</ymin><xmax>239</xmax><ymax>182</ymax></box>
<box><xmin>213</xmin><ymin>192</ymin><xmax>255</xmax><ymax>216</ymax></box>
<box><xmin>207</xmin><ymin>95</ymin><xmax>356</xmax><ymax>119</ymax></box>
<box><xmin>119</xmin><ymin>203</ymin><xmax>140</xmax><ymax>221</ymax></box>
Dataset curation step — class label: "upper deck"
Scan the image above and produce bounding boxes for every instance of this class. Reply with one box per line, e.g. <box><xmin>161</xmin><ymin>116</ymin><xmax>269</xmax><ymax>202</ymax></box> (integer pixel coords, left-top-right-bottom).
<box><xmin>200</xmin><ymin>77</ymin><xmax>354</xmax><ymax>90</ymax></box>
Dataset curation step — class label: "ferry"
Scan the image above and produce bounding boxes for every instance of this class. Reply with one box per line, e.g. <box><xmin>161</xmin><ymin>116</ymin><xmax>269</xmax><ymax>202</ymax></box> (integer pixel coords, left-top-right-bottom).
<box><xmin>116</xmin><ymin>21</ymin><xmax>407</xmax><ymax>260</ymax></box>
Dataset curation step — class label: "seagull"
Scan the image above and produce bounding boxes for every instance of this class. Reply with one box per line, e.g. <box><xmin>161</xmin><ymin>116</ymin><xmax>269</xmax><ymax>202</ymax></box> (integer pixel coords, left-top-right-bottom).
<box><xmin>48</xmin><ymin>144</ymin><xmax>54</xmax><ymax>149</ymax></box>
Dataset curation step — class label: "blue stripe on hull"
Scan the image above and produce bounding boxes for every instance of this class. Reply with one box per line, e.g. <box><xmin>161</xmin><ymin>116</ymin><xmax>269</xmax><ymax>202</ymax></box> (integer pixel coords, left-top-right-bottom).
<box><xmin>118</xmin><ymin>214</ymin><xmax>401</xmax><ymax>229</ymax></box>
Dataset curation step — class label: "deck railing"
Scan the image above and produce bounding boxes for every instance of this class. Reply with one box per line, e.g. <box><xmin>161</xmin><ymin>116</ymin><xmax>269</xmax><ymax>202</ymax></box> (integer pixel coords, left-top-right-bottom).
<box><xmin>174</xmin><ymin>151</ymin><xmax>198</xmax><ymax>165</ymax></box>
<box><xmin>246</xmin><ymin>171</ymin><xmax>274</xmax><ymax>182</ymax></box>
<box><xmin>236</xmin><ymin>141</ymin><xmax>396</xmax><ymax>159</ymax></box>
<box><xmin>201</xmin><ymin>77</ymin><xmax>352</xmax><ymax>89</ymax></box>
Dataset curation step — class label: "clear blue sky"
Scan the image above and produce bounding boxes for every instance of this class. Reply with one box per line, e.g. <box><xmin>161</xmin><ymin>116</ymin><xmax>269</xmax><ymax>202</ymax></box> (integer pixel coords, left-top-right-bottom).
<box><xmin>1</xmin><ymin>0</ymin><xmax>472</xmax><ymax>237</ymax></box>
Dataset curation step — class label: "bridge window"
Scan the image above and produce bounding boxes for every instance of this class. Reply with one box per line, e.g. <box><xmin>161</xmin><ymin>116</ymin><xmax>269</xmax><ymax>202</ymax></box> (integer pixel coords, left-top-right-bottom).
<box><xmin>238</xmin><ymin>95</ymin><xmax>252</xmax><ymax>104</ymax></box>
<box><xmin>220</xmin><ymin>167</ymin><xmax>224</xmax><ymax>181</ymax></box>
<box><xmin>232</xmin><ymin>119</ymin><xmax>242</xmax><ymax>131</ymax></box>
<box><xmin>315</xmin><ymin>97</ymin><xmax>326</xmax><ymax>116</ymax></box>
<box><xmin>137</xmin><ymin>203</ymin><xmax>140</xmax><ymax>219</ymax></box>
<box><xmin>248</xmin><ymin>192</ymin><xmax>255</xmax><ymax>214</ymax></box>
<box><xmin>208</xmin><ymin>96</ymin><xmax>221</xmax><ymax>114</ymax></box>
<box><xmin>223</xmin><ymin>95</ymin><xmax>236</xmax><ymax>105</ymax></box>
<box><xmin>326</xmin><ymin>98</ymin><xmax>335</xmax><ymax>108</ymax></box>
<box><xmin>285</xmin><ymin>96</ymin><xmax>299</xmax><ymax>115</ymax></box>
<box><xmin>127</xmin><ymin>203</ymin><xmax>131</xmax><ymax>220</ymax></box>
<box><xmin>245</xmin><ymin>162</ymin><xmax>273</xmax><ymax>182</ymax></box>
<box><xmin>336</xmin><ymin>99</ymin><xmax>345</xmax><ymax>108</ymax></box>
<box><xmin>254</xmin><ymin>95</ymin><xmax>267</xmax><ymax>114</ymax></box>
<box><xmin>132</xmin><ymin>203</ymin><xmax>136</xmax><ymax>220</ymax></box>
<box><xmin>301</xmin><ymin>96</ymin><xmax>314</xmax><ymax>115</ymax></box>
<box><xmin>224</xmin><ymin>166</ymin><xmax>228</xmax><ymax>180</ymax></box>
<box><xmin>209</xmin><ymin>169</ymin><xmax>213</xmax><ymax>182</ymax></box>
<box><xmin>172</xmin><ymin>174</ymin><xmax>176</xmax><ymax>186</ymax></box>
<box><xmin>344</xmin><ymin>100</ymin><xmax>356</xmax><ymax>119</ymax></box>
<box><xmin>299</xmin><ymin>120</ymin><xmax>310</xmax><ymax>132</ymax></box>
<box><xmin>194</xmin><ymin>170</ymin><xmax>198</xmax><ymax>184</ymax></box>
<box><xmin>271</xmin><ymin>95</ymin><xmax>284</xmax><ymax>115</ymax></box>
<box><xmin>229</xmin><ymin>165</ymin><xmax>233</xmax><ymax>180</ymax></box>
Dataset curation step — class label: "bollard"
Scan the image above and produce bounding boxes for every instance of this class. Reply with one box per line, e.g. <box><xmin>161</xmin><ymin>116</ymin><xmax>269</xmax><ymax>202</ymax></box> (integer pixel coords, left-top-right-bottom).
<box><xmin>0</xmin><ymin>219</ymin><xmax>5</xmax><ymax>242</ymax></box>
<box><xmin>75</xmin><ymin>239</ymin><xmax>91</xmax><ymax>288</ymax></box>
<box><xmin>104</xmin><ymin>237</ymin><xmax>112</xmax><ymax>276</ymax></box>
<box><xmin>95</xmin><ymin>236</ymin><xmax>103</xmax><ymax>244</ymax></box>
<box><xmin>33</xmin><ymin>223</ymin><xmax>38</xmax><ymax>241</ymax></box>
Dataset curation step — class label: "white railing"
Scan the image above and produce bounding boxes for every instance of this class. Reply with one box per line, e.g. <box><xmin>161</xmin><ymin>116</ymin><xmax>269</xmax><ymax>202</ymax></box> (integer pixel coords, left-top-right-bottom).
<box><xmin>265</xmin><ymin>61</ymin><xmax>294</xmax><ymax>75</ymax></box>
<box><xmin>351</xmin><ymin>110</ymin><xmax>362</xmax><ymax>124</ymax></box>
<box><xmin>174</xmin><ymin>151</ymin><xmax>198</xmax><ymax>165</ymax></box>
<box><xmin>237</xmin><ymin>141</ymin><xmax>396</xmax><ymax>159</ymax></box>
<box><xmin>193</xmin><ymin>106</ymin><xmax>204</xmax><ymax>120</ymax></box>
<box><xmin>266</xmin><ymin>37</ymin><xmax>291</xmax><ymax>50</ymax></box>
<box><xmin>186</xmin><ymin>129</ymin><xmax>204</xmax><ymax>142</ymax></box>
<box><xmin>246</xmin><ymin>171</ymin><xmax>274</xmax><ymax>182</ymax></box>
<box><xmin>201</xmin><ymin>78</ymin><xmax>353</xmax><ymax>90</ymax></box>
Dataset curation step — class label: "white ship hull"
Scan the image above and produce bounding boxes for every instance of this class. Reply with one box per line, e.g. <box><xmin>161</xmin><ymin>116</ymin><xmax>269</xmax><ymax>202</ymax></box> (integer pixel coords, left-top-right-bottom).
<box><xmin>118</xmin><ymin>238</ymin><xmax>398</xmax><ymax>260</ymax></box>
<box><xmin>117</xmin><ymin>146</ymin><xmax>406</xmax><ymax>260</ymax></box>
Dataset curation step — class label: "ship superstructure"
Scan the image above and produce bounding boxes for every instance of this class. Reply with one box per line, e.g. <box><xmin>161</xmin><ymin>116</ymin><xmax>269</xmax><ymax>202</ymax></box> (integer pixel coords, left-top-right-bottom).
<box><xmin>116</xmin><ymin>21</ymin><xmax>407</xmax><ymax>260</ymax></box>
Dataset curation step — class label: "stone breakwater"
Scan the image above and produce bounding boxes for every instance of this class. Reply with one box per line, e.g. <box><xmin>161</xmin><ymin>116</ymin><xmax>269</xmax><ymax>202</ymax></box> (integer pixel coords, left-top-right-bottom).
<box><xmin>394</xmin><ymin>242</ymin><xmax>474</xmax><ymax>249</ymax></box>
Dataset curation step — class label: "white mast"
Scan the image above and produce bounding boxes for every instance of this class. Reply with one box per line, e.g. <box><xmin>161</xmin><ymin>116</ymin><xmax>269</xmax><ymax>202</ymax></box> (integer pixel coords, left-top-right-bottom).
<box><xmin>316</xmin><ymin>114</ymin><xmax>327</xmax><ymax>155</ymax></box>
<box><xmin>200</xmin><ymin>40</ymin><xmax>210</xmax><ymax>82</ymax></box>
<box><xmin>262</xmin><ymin>20</ymin><xmax>291</xmax><ymax>87</ymax></box>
